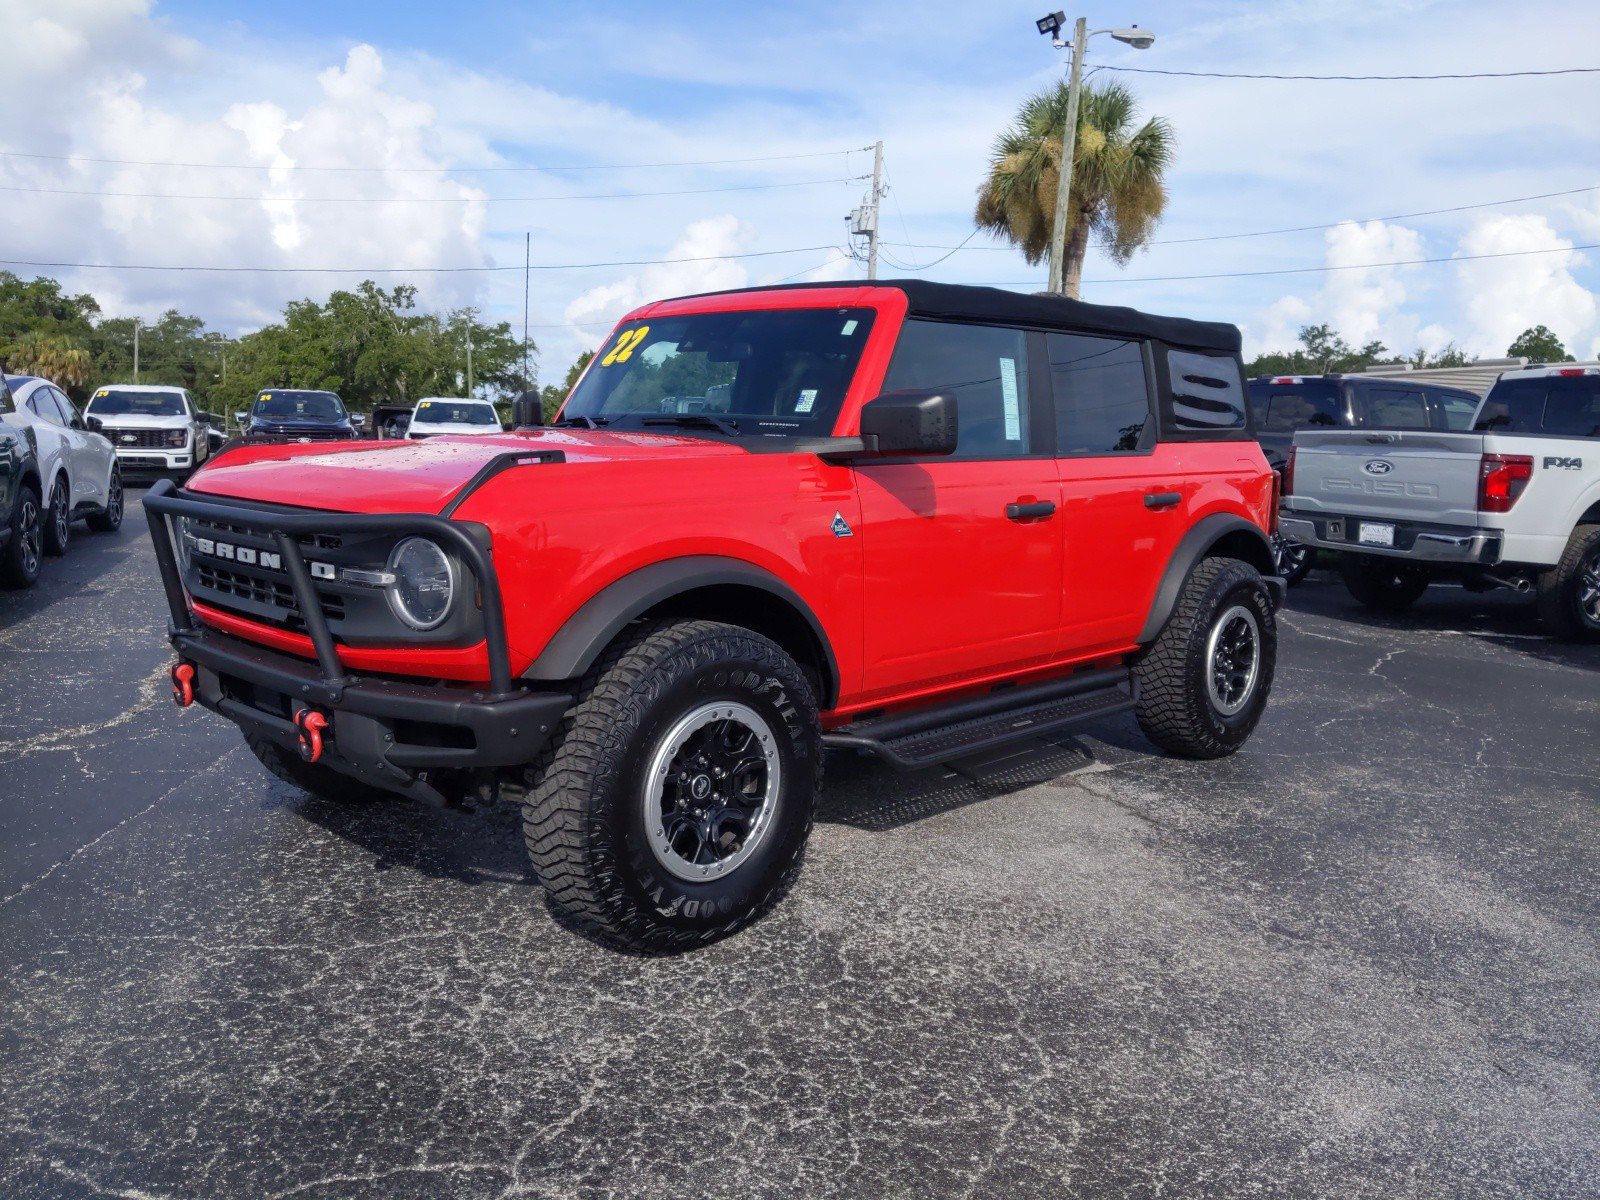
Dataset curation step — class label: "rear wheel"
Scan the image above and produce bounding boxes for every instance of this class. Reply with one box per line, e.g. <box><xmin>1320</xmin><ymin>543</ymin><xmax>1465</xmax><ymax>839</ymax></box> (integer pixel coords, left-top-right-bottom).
<box><xmin>42</xmin><ymin>477</ymin><xmax>70</xmax><ymax>557</ymax></box>
<box><xmin>1535</xmin><ymin>524</ymin><xmax>1600</xmax><ymax>643</ymax></box>
<box><xmin>517</xmin><ymin>619</ymin><xmax>820</xmax><ymax>953</ymax></box>
<box><xmin>0</xmin><ymin>482</ymin><xmax>42</xmax><ymax>589</ymax></box>
<box><xmin>1340</xmin><ymin>553</ymin><xmax>1429</xmax><ymax>614</ymax></box>
<box><xmin>1134</xmin><ymin>557</ymin><xmax>1277</xmax><ymax>759</ymax></box>
<box><xmin>1273</xmin><ymin>533</ymin><xmax>1313</xmax><ymax>586</ymax></box>
<box><xmin>87</xmin><ymin>466</ymin><xmax>123</xmax><ymax>532</ymax></box>
<box><xmin>245</xmin><ymin>732</ymin><xmax>391</xmax><ymax>803</ymax></box>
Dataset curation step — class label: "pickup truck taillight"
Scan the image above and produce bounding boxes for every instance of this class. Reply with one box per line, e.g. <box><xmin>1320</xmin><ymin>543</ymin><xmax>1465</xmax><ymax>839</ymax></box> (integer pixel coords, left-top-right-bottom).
<box><xmin>1478</xmin><ymin>453</ymin><xmax>1533</xmax><ymax>513</ymax></box>
<box><xmin>1282</xmin><ymin>447</ymin><xmax>1296</xmax><ymax>496</ymax></box>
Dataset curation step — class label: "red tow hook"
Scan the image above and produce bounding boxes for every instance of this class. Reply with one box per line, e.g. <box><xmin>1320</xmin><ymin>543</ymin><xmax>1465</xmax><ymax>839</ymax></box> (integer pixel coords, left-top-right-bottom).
<box><xmin>170</xmin><ymin>662</ymin><xmax>196</xmax><ymax>708</ymax></box>
<box><xmin>293</xmin><ymin>708</ymin><xmax>330</xmax><ymax>763</ymax></box>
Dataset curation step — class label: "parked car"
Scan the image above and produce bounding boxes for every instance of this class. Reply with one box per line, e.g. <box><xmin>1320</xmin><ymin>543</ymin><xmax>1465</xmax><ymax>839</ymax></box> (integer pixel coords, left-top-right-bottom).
<box><xmin>1280</xmin><ymin>363</ymin><xmax>1600</xmax><ymax>639</ymax></box>
<box><xmin>144</xmin><ymin>279</ymin><xmax>1283</xmax><ymax>951</ymax></box>
<box><xmin>245</xmin><ymin>389</ymin><xmax>358</xmax><ymax>442</ymax></box>
<box><xmin>1249</xmin><ymin>374</ymin><xmax>1482</xmax><ymax>585</ymax></box>
<box><xmin>3</xmin><ymin>375</ymin><xmax>123</xmax><ymax>556</ymax></box>
<box><xmin>82</xmin><ymin>384</ymin><xmax>213</xmax><ymax>483</ymax></box>
<box><xmin>0</xmin><ymin>377</ymin><xmax>45</xmax><ymax>589</ymax></box>
<box><xmin>369</xmin><ymin>404</ymin><xmax>412</xmax><ymax>440</ymax></box>
<box><xmin>405</xmin><ymin>397</ymin><xmax>504</xmax><ymax>439</ymax></box>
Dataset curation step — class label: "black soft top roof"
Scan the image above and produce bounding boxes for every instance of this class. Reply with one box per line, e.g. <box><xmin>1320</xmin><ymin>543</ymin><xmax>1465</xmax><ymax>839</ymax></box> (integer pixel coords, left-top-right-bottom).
<box><xmin>672</xmin><ymin>278</ymin><xmax>1241</xmax><ymax>354</ymax></box>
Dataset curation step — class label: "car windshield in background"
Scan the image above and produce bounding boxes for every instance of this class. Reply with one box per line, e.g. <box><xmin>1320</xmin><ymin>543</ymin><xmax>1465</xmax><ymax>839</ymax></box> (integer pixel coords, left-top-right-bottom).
<box><xmin>562</xmin><ymin>308</ymin><xmax>878</xmax><ymax>437</ymax></box>
<box><xmin>413</xmin><ymin>402</ymin><xmax>497</xmax><ymax>425</ymax></box>
<box><xmin>1476</xmin><ymin>375</ymin><xmax>1600</xmax><ymax>437</ymax></box>
<box><xmin>253</xmin><ymin>391</ymin><xmax>345</xmax><ymax>420</ymax></box>
<box><xmin>85</xmin><ymin>389</ymin><xmax>187</xmax><ymax>417</ymax></box>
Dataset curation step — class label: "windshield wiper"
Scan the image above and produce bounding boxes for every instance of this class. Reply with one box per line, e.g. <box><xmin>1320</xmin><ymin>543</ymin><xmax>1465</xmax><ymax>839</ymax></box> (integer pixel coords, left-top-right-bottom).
<box><xmin>552</xmin><ymin>415</ymin><xmax>610</xmax><ymax>429</ymax></box>
<box><xmin>641</xmin><ymin>414</ymin><xmax>741</xmax><ymax>436</ymax></box>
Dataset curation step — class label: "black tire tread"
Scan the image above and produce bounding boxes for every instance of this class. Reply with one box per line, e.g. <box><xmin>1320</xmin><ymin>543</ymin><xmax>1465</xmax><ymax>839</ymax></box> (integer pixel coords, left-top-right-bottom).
<box><xmin>86</xmin><ymin>469</ymin><xmax>122</xmax><ymax>533</ymax></box>
<box><xmin>1535</xmin><ymin>523</ymin><xmax>1600</xmax><ymax>643</ymax></box>
<box><xmin>42</xmin><ymin>477</ymin><xmax>69</xmax><ymax>557</ymax></box>
<box><xmin>1340</xmin><ymin>553</ymin><xmax>1429</xmax><ymax>613</ymax></box>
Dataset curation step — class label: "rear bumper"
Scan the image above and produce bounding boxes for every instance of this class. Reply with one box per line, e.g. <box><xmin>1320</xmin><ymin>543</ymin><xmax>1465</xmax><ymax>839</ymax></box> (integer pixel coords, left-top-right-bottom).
<box><xmin>1280</xmin><ymin>513</ymin><xmax>1501</xmax><ymax>565</ymax></box>
<box><xmin>173</xmin><ymin>624</ymin><xmax>572</xmax><ymax>797</ymax></box>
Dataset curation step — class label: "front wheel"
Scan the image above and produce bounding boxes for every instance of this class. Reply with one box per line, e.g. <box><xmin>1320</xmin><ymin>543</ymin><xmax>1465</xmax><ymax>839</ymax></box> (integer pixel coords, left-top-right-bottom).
<box><xmin>1340</xmin><ymin>553</ymin><xmax>1430</xmax><ymax>613</ymax></box>
<box><xmin>1534</xmin><ymin>524</ymin><xmax>1600</xmax><ymax>643</ymax></box>
<box><xmin>518</xmin><ymin>619</ymin><xmax>820</xmax><ymax>953</ymax></box>
<box><xmin>1134</xmin><ymin>557</ymin><xmax>1277</xmax><ymax>759</ymax></box>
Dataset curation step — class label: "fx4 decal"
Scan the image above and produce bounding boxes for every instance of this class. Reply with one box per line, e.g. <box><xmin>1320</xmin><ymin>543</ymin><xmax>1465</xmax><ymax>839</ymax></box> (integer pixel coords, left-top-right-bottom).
<box><xmin>1542</xmin><ymin>456</ymin><xmax>1582</xmax><ymax>470</ymax></box>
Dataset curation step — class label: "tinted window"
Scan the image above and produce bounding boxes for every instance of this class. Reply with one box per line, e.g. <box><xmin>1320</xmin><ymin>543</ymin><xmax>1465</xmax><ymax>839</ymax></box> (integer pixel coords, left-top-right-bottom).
<box><xmin>27</xmin><ymin>391</ymin><xmax>64</xmax><ymax>426</ymax></box>
<box><xmin>882</xmin><ymin>320</ymin><xmax>1031</xmax><ymax>457</ymax></box>
<box><xmin>1541</xmin><ymin>377</ymin><xmax>1600</xmax><ymax>436</ymax></box>
<box><xmin>252</xmin><ymin>391</ymin><xmax>345</xmax><ymax>420</ymax></box>
<box><xmin>1246</xmin><ymin>382</ymin><xmax>1341</xmax><ymax>432</ymax></box>
<box><xmin>1047</xmin><ymin>333</ymin><xmax>1149</xmax><ymax>453</ymax></box>
<box><xmin>1168</xmin><ymin>350</ymin><xmax>1246</xmax><ymax>432</ymax></box>
<box><xmin>413</xmin><ymin>401</ymin><xmax>498</xmax><ymax>425</ymax></box>
<box><xmin>565</xmin><ymin>308</ymin><xmax>877</xmax><ymax>439</ymax></box>
<box><xmin>85</xmin><ymin>389</ymin><xmax>188</xmax><ymax>417</ymax></box>
<box><xmin>49</xmin><ymin>388</ymin><xmax>80</xmax><ymax>426</ymax></box>
<box><xmin>1362</xmin><ymin>387</ymin><xmax>1429</xmax><ymax>428</ymax></box>
<box><xmin>1436</xmin><ymin>392</ymin><xmax>1479</xmax><ymax>431</ymax></box>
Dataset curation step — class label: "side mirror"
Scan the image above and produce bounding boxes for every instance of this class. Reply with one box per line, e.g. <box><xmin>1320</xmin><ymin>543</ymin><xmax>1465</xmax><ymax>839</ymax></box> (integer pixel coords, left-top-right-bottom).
<box><xmin>511</xmin><ymin>393</ymin><xmax>543</xmax><ymax>428</ymax></box>
<box><xmin>859</xmin><ymin>390</ymin><xmax>958</xmax><ymax>457</ymax></box>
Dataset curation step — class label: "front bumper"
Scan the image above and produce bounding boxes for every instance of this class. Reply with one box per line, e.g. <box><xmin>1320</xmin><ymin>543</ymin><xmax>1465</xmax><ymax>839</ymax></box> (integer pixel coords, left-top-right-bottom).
<box><xmin>115</xmin><ymin>446</ymin><xmax>193</xmax><ymax>475</ymax></box>
<box><xmin>1280</xmin><ymin>513</ymin><xmax>1502</xmax><ymax>565</ymax></box>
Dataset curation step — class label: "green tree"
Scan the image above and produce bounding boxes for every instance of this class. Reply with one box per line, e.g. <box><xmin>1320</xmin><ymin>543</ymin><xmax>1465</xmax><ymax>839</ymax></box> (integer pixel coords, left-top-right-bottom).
<box><xmin>1248</xmin><ymin>324</ymin><xmax>1390</xmax><ymax>377</ymax></box>
<box><xmin>539</xmin><ymin>350</ymin><xmax>593</xmax><ymax>419</ymax></box>
<box><xmin>1507</xmin><ymin>324</ymin><xmax>1568</xmax><ymax>363</ymax></box>
<box><xmin>975</xmin><ymin>79</ymin><xmax>1174</xmax><ymax>298</ymax></box>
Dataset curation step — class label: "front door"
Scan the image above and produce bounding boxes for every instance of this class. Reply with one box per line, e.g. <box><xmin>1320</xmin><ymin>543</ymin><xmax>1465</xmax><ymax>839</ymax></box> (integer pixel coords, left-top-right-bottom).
<box><xmin>854</xmin><ymin>320</ymin><xmax>1062</xmax><ymax>701</ymax></box>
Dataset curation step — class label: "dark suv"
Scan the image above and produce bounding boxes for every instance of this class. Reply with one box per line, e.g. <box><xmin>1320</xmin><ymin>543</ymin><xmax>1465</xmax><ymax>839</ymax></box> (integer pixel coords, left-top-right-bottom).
<box><xmin>1248</xmin><ymin>374</ymin><xmax>1481</xmax><ymax>582</ymax></box>
<box><xmin>245</xmin><ymin>390</ymin><xmax>358</xmax><ymax>442</ymax></box>
<box><xmin>0</xmin><ymin>375</ymin><xmax>44</xmax><ymax>589</ymax></box>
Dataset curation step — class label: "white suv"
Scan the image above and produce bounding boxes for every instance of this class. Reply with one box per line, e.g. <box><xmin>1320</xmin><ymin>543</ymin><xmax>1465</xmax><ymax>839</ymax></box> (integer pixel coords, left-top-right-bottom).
<box><xmin>83</xmin><ymin>384</ymin><xmax>213</xmax><ymax>481</ymax></box>
<box><xmin>405</xmin><ymin>397</ymin><xmax>504</xmax><ymax>439</ymax></box>
<box><xmin>1</xmin><ymin>374</ymin><xmax>123</xmax><ymax>557</ymax></box>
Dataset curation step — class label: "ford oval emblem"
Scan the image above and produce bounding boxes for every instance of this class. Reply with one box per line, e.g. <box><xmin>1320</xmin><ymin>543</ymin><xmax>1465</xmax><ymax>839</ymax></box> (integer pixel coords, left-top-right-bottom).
<box><xmin>1363</xmin><ymin>459</ymin><xmax>1394</xmax><ymax>476</ymax></box>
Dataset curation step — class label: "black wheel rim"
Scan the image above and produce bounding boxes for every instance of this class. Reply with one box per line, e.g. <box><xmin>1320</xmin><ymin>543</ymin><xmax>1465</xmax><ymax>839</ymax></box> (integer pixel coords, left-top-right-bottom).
<box><xmin>108</xmin><ymin>471</ymin><xmax>122</xmax><ymax>525</ymax></box>
<box><xmin>1205</xmin><ymin>604</ymin><xmax>1261</xmax><ymax>717</ymax></box>
<box><xmin>19</xmin><ymin>496</ymin><xmax>40</xmax><ymax>576</ymax></box>
<box><xmin>53</xmin><ymin>485</ymin><xmax>68</xmax><ymax>549</ymax></box>
<box><xmin>643</xmin><ymin>702</ymin><xmax>780</xmax><ymax>882</ymax></box>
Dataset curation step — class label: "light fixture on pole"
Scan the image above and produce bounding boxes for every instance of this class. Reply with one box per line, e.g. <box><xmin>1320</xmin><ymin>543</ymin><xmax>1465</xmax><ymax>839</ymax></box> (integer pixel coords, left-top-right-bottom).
<box><xmin>1036</xmin><ymin>15</ymin><xmax>1156</xmax><ymax>296</ymax></box>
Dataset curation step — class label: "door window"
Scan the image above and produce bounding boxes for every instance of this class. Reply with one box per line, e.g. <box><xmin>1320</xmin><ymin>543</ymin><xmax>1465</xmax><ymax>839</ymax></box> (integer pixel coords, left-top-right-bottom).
<box><xmin>1167</xmin><ymin>350</ymin><xmax>1247</xmax><ymax>432</ymax></box>
<box><xmin>882</xmin><ymin>320</ymin><xmax>1032</xmax><ymax>458</ymax></box>
<box><xmin>1362</xmin><ymin>388</ymin><xmax>1429</xmax><ymax>428</ymax></box>
<box><xmin>1047</xmin><ymin>333</ymin><xmax>1151</xmax><ymax>453</ymax></box>
<box><xmin>1435</xmin><ymin>392</ymin><xmax>1479</xmax><ymax>431</ymax></box>
<box><xmin>27</xmin><ymin>390</ymin><xmax>64</xmax><ymax>426</ymax></box>
<box><xmin>49</xmin><ymin>388</ymin><xmax>82</xmax><ymax>427</ymax></box>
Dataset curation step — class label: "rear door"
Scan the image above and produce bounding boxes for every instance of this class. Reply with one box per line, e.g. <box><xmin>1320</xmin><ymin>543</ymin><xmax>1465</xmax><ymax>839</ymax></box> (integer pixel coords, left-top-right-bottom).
<box><xmin>48</xmin><ymin>387</ymin><xmax>105</xmax><ymax>507</ymax></box>
<box><xmin>854</xmin><ymin>319</ymin><xmax>1062</xmax><ymax>698</ymax></box>
<box><xmin>1352</xmin><ymin>383</ymin><xmax>1431</xmax><ymax>430</ymax></box>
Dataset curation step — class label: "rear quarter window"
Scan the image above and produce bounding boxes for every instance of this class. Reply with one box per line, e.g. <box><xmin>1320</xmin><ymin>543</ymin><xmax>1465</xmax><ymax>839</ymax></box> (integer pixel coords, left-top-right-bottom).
<box><xmin>1165</xmin><ymin>349</ymin><xmax>1248</xmax><ymax>436</ymax></box>
<box><xmin>1476</xmin><ymin>376</ymin><xmax>1600</xmax><ymax>435</ymax></box>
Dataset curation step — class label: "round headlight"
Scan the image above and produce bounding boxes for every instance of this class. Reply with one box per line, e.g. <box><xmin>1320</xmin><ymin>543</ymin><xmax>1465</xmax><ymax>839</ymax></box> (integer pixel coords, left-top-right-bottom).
<box><xmin>386</xmin><ymin>537</ymin><xmax>455</xmax><ymax>630</ymax></box>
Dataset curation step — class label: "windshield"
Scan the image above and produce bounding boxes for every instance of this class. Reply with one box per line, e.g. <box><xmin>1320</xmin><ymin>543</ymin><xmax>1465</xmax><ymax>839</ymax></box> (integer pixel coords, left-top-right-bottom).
<box><xmin>85</xmin><ymin>388</ymin><xmax>187</xmax><ymax>417</ymax></box>
<box><xmin>413</xmin><ymin>401</ymin><xmax>497</xmax><ymax>426</ymax></box>
<box><xmin>1246</xmin><ymin>380</ymin><xmax>1341</xmax><ymax>432</ymax></box>
<box><xmin>252</xmin><ymin>391</ymin><xmax>346</xmax><ymax>420</ymax></box>
<box><xmin>1476</xmin><ymin>375</ymin><xmax>1600</xmax><ymax>436</ymax></box>
<box><xmin>562</xmin><ymin>307</ymin><xmax>877</xmax><ymax>437</ymax></box>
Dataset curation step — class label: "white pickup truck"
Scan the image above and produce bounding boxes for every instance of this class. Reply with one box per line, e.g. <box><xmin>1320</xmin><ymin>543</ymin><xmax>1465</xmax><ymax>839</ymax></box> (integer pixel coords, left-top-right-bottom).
<box><xmin>1280</xmin><ymin>363</ymin><xmax>1600</xmax><ymax>640</ymax></box>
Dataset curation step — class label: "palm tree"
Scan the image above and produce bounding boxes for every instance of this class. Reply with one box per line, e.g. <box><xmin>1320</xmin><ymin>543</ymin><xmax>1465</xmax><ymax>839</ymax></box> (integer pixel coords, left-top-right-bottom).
<box><xmin>6</xmin><ymin>335</ymin><xmax>92</xmax><ymax>392</ymax></box>
<box><xmin>975</xmin><ymin>79</ymin><xmax>1174</xmax><ymax>299</ymax></box>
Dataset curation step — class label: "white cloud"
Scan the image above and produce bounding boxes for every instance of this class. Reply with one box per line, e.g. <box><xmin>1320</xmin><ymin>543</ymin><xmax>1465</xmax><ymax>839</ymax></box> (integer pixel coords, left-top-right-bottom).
<box><xmin>1453</xmin><ymin>214</ymin><xmax>1596</xmax><ymax>358</ymax></box>
<box><xmin>563</xmin><ymin>216</ymin><xmax>756</xmax><ymax>342</ymax></box>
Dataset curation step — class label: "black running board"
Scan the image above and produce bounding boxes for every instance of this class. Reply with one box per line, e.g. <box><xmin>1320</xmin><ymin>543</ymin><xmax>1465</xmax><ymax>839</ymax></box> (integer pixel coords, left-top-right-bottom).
<box><xmin>822</xmin><ymin>667</ymin><xmax>1136</xmax><ymax>770</ymax></box>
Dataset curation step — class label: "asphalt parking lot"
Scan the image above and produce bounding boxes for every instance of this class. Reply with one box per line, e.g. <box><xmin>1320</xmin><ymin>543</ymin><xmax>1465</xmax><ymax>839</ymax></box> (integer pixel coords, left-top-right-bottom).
<box><xmin>2</xmin><ymin>490</ymin><xmax>1596</xmax><ymax>1199</ymax></box>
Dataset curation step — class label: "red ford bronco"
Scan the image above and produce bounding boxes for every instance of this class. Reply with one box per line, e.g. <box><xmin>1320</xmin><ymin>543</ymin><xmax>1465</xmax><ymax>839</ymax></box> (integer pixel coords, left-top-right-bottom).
<box><xmin>146</xmin><ymin>281</ymin><xmax>1283</xmax><ymax>951</ymax></box>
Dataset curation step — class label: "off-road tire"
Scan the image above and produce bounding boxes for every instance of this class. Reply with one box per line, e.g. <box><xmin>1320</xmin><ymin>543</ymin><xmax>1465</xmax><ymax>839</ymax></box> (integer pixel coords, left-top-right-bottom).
<box><xmin>86</xmin><ymin>466</ymin><xmax>124</xmax><ymax>533</ymax></box>
<box><xmin>1134</xmin><ymin>557</ymin><xmax>1277</xmax><ymax>759</ymax></box>
<box><xmin>518</xmin><ymin>618</ymin><xmax>821</xmax><ymax>954</ymax></box>
<box><xmin>245</xmin><ymin>732</ymin><xmax>392</xmax><ymax>803</ymax></box>
<box><xmin>1340</xmin><ymin>553</ymin><xmax>1430</xmax><ymax>614</ymax></box>
<box><xmin>42</xmin><ymin>477</ymin><xmax>70</xmax><ymax>557</ymax></box>
<box><xmin>1535</xmin><ymin>524</ymin><xmax>1600</xmax><ymax>643</ymax></box>
<box><xmin>0</xmin><ymin>481</ymin><xmax>42</xmax><ymax>589</ymax></box>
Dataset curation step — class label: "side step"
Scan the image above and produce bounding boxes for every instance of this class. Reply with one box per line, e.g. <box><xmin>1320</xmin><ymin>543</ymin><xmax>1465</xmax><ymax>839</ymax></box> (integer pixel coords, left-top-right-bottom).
<box><xmin>822</xmin><ymin>667</ymin><xmax>1137</xmax><ymax>771</ymax></box>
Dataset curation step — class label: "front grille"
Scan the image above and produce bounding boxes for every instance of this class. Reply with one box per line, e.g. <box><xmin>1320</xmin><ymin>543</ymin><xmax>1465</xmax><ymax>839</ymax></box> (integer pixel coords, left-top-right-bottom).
<box><xmin>253</xmin><ymin>427</ymin><xmax>349</xmax><ymax>441</ymax></box>
<box><xmin>195</xmin><ymin>561</ymin><xmax>346</xmax><ymax>627</ymax></box>
<box><xmin>184</xmin><ymin>516</ymin><xmax>351</xmax><ymax>633</ymax></box>
<box><xmin>103</xmin><ymin>427</ymin><xmax>177</xmax><ymax>449</ymax></box>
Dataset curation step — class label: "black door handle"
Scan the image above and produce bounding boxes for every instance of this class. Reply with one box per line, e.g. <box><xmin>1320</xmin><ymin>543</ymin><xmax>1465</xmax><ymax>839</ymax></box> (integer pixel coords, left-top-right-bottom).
<box><xmin>1006</xmin><ymin>500</ymin><xmax>1057</xmax><ymax>521</ymax></box>
<box><xmin>1144</xmin><ymin>491</ymin><xmax>1182</xmax><ymax>509</ymax></box>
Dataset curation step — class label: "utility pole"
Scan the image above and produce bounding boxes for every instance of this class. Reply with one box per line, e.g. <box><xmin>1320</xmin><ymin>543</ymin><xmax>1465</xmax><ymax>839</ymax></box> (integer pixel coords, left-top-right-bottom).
<box><xmin>466</xmin><ymin>323</ymin><xmax>474</xmax><ymax>396</ymax></box>
<box><xmin>522</xmin><ymin>233</ymin><xmax>532</xmax><ymax>392</ymax></box>
<box><xmin>847</xmin><ymin>140</ymin><xmax>884</xmax><ymax>279</ymax></box>
<box><xmin>133</xmin><ymin>319</ymin><xmax>140</xmax><ymax>383</ymax></box>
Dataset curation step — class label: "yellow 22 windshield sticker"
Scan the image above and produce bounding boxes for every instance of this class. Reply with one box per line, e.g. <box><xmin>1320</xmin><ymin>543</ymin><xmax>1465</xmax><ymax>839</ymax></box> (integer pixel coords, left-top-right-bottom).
<box><xmin>600</xmin><ymin>325</ymin><xmax>649</xmax><ymax>366</ymax></box>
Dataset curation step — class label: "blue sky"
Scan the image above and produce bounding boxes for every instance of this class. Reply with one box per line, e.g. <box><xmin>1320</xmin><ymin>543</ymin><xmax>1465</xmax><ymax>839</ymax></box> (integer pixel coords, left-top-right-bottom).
<box><xmin>3</xmin><ymin>0</ymin><xmax>1599</xmax><ymax>378</ymax></box>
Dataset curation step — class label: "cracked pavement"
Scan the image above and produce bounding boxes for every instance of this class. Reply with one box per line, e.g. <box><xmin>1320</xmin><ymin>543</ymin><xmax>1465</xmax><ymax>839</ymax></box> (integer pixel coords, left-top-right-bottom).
<box><xmin>1</xmin><ymin>492</ymin><xmax>1596</xmax><ymax>1198</ymax></box>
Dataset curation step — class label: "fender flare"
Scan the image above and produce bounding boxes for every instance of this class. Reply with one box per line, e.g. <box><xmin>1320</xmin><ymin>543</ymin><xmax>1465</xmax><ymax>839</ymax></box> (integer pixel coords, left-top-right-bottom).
<box><xmin>524</xmin><ymin>555</ymin><xmax>840</xmax><ymax>704</ymax></box>
<box><xmin>1137</xmin><ymin>514</ymin><xmax>1276</xmax><ymax>643</ymax></box>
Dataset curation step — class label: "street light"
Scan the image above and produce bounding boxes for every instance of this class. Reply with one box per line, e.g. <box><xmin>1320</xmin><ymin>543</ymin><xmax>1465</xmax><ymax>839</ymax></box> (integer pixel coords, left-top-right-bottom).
<box><xmin>1036</xmin><ymin>15</ymin><xmax>1157</xmax><ymax>295</ymax></box>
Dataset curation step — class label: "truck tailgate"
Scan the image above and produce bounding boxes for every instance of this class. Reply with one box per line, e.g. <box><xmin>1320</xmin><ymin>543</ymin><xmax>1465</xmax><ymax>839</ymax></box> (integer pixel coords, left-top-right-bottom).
<box><xmin>1288</xmin><ymin>429</ymin><xmax>1487</xmax><ymax>526</ymax></box>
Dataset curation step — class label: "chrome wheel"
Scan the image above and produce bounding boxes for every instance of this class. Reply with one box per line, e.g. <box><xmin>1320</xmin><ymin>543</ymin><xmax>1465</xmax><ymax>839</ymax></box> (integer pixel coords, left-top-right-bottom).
<box><xmin>18</xmin><ymin>495</ymin><xmax>40</xmax><ymax>577</ymax></box>
<box><xmin>1580</xmin><ymin>548</ymin><xmax>1600</xmax><ymax>630</ymax></box>
<box><xmin>642</xmin><ymin>701</ymin><xmax>781</xmax><ymax>882</ymax></box>
<box><xmin>1206</xmin><ymin>604</ymin><xmax>1261</xmax><ymax>717</ymax></box>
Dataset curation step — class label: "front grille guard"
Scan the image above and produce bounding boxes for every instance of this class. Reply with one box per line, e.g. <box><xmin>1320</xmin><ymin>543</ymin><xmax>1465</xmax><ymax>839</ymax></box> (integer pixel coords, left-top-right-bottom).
<box><xmin>143</xmin><ymin>478</ymin><xmax>518</xmax><ymax>697</ymax></box>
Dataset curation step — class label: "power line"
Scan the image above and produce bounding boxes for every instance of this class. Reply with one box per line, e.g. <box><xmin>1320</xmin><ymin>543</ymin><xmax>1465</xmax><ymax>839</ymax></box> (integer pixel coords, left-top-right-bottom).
<box><xmin>880</xmin><ymin>183</ymin><xmax>1600</xmax><ymax>254</ymax></box>
<box><xmin>965</xmin><ymin>241</ymin><xmax>1600</xmax><ymax>287</ymax></box>
<box><xmin>0</xmin><ymin>176</ymin><xmax>867</xmax><ymax>205</ymax></box>
<box><xmin>1101</xmin><ymin>64</ymin><xmax>1600</xmax><ymax>81</ymax></box>
<box><xmin>0</xmin><ymin>146</ymin><xmax>876</xmax><ymax>174</ymax></box>
<box><xmin>0</xmin><ymin>245</ymin><xmax>839</xmax><ymax>275</ymax></box>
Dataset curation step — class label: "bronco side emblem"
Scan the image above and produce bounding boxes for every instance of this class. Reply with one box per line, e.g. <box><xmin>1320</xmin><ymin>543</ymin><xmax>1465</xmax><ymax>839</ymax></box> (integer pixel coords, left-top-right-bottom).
<box><xmin>831</xmin><ymin>512</ymin><xmax>853</xmax><ymax>538</ymax></box>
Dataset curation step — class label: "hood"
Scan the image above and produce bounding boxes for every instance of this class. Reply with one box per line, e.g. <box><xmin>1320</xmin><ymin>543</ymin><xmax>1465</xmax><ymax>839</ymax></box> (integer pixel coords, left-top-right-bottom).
<box><xmin>185</xmin><ymin>427</ymin><xmax>750</xmax><ymax>514</ymax></box>
<box><xmin>85</xmin><ymin>412</ymin><xmax>189</xmax><ymax>429</ymax></box>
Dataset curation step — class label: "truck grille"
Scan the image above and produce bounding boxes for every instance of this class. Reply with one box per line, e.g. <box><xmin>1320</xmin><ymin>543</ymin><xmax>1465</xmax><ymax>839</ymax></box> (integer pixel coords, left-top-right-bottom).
<box><xmin>183</xmin><ymin>517</ymin><xmax>349</xmax><ymax>633</ymax></box>
<box><xmin>195</xmin><ymin>561</ymin><xmax>346</xmax><ymax>626</ymax></box>
<box><xmin>102</xmin><ymin>427</ymin><xmax>175</xmax><ymax>449</ymax></box>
